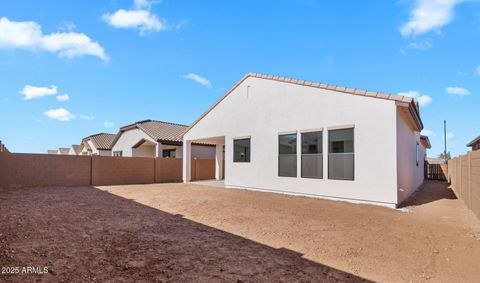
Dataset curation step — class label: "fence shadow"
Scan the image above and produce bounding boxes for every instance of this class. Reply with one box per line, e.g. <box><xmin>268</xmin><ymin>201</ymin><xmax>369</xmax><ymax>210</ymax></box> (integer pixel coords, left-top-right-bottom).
<box><xmin>0</xmin><ymin>186</ymin><xmax>370</xmax><ymax>282</ymax></box>
<box><xmin>400</xmin><ymin>181</ymin><xmax>457</xmax><ymax>207</ymax></box>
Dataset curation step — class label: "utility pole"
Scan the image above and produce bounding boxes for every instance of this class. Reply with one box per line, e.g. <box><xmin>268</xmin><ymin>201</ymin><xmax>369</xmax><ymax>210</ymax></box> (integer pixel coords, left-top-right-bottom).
<box><xmin>444</xmin><ymin>120</ymin><xmax>447</xmax><ymax>164</ymax></box>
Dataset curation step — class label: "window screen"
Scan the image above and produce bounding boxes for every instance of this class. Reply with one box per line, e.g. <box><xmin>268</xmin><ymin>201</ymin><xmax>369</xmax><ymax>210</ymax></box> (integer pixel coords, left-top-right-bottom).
<box><xmin>234</xmin><ymin>138</ymin><xmax>250</xmax><ymax>162</ymax></box>
<box><xmin>279</xmin><ymin>134</ymin><xmax>297</xmax><ymax>177</ymax></box>
<box><xmin>302</xmin><ymin>131</ymin><xmax>323</xmax><ymax>179</ymax></box>
<box><xmin>328</xmin><ymin>128</ymin><xmax>354</xmax><ymax>180</ymax></box>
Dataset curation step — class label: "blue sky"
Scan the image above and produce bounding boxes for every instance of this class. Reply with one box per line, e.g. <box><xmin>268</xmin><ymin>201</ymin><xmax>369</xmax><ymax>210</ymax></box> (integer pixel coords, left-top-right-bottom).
<box><xmin>0</xmin><ymin>0</ymin><xmax>478</xmax><ymax>156</ymax></box>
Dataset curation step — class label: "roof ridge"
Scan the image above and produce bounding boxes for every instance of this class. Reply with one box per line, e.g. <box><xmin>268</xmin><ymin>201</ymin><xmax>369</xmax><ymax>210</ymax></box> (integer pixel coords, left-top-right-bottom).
<box><xmin>140</xmin><ymin>119</ymin><xmax>189</xmax><ymax>127</ymax></box>
<box><xmin>246</xmin><ymin>72</ymin><xmax>410</xmax><ymax>102</ymax></box>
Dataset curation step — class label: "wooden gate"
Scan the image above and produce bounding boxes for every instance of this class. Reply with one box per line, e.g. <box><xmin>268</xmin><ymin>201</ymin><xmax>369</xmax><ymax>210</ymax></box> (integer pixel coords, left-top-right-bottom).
<box><xmin>424</xmin><ymin>162</ymin><xmax>447</xmax><ymax>181</ymax></box>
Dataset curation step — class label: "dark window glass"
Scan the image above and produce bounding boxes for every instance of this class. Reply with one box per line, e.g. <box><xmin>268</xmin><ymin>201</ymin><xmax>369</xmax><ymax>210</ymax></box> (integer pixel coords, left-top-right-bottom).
<box><xmin>328</xmin><ymin>128</ymin><xmax>354</xmax><ymax>180</ymax></box>
<box><xmin>301</xmin><ymin>131</ymin><xmax>323</xmax><ymax>178</ymax></box>
<box><xmin>279</xmin><ymin>134</ymin><xmax>297</xmax><ymax>177</ymax></box>
<box><xmin>113</xmin><ymin>151</ymin><xmax>123</xmax><ymax>157</ymax></box>
<box><xmin>163</xmin><ymin>149</ymin><xmax>176</xmax><ymax>158</ymax></box>
<box><xmin>234</xmin><ymin>138</ymin><xmax>250</xmax><ymax>162</ymax></box>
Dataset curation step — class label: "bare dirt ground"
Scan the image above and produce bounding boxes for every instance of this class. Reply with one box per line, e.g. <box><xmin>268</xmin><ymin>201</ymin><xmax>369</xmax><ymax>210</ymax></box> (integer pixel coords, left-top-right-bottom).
<box><xmin>1</xmin><ymin>181</ymin><xmax>479</xmax><ymax>282</ymax></box>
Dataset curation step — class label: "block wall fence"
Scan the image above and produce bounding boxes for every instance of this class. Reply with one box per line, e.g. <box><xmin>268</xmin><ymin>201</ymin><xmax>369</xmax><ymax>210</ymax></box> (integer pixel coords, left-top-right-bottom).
<box><xmin>448</xmin><ymin>150</ymin><xmax>480</xmax><ymax>219</ymax></box>
<box><xmin>0</xmin><ymin>153</ymin><xmax>211</xmax><ymax>187</ymax></box>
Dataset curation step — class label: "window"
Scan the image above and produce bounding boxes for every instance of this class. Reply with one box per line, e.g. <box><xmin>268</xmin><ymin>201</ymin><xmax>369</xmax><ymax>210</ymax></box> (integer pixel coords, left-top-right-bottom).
<box><xmin>113</xmin><ymin>151</ymin><xmax>122</xmax><ymax>157</ymax></box>
<box><xmin>416</xmin><ymin>142</ymin><xmax>419</xmax><ymax>166</ymax></box>
<box><xmin>279</xmin><ymin>133</ymin><xmax>297</xmax><ymax>177</ymax></box>
<box><xmin>302</xmin><ymin>131</ymin><xmax>323</xmax><ymax>179</ymax></box>
<box><xmin>234</xmin><ymin>138</ymin><xmax>250</xmax><ymax>162</ymax></box>
<box><xmin>163</xmin><ymin>149</ymin><xmax>176</xmax><ymax>158</ymax></box>
<box><xmin>328</xmin><ymin>128</ymin><xmax>354</xmax><ymax>180</ymax></box>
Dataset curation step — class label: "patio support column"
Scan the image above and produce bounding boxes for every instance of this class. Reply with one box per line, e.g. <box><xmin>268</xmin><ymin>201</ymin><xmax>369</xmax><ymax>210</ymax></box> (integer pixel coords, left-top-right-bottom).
<box><xmin>215</xmin><ymin>144</ymin><xmax>223</xmax><ymax>180</ymax></box>
<box><xmin>156</xmin><ymin>142</ymin><xmax>163</xmax><ymax>157</ymax></box>
<box><xmin>182</xmin><ymin>140</ymin><xmax>191</xmax><ymax>182</ymax></box>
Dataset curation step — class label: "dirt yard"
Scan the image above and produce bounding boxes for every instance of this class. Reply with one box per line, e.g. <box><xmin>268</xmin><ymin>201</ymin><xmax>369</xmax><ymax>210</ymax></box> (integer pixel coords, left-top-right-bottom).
<box><xmin>1</xmin><ymin>182</ymin><xmax>479</xmax><ymax>282</ymax></box>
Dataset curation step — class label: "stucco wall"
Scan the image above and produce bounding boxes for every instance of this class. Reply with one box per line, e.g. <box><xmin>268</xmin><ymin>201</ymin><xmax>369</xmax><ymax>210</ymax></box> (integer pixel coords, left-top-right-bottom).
<box><xmin>396</xmin><ymin>110</ymin><xmax>425</xmax><ymax>204</ymax></box>
<box><xmin>184</xmin><ymin>77</ymin><xmax>399</xmax><ymax>206</ymax></box>
<box><xmin>192</xmin><ymin>145</ymin><xmax>215</xmax><ymax>159</ymax></box>
<box><xmin>111</xmin><ymin>128</ymin><xmax>157</xmax><ymax>157</ymax></box>
<box><xmin>111</xmin><ymin>128</ymin><xmax>215</xmax><ymax>159</ymax></box>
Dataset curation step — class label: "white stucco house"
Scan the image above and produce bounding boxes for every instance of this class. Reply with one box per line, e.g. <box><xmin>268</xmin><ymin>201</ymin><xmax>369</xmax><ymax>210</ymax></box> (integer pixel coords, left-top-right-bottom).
<box><xmin>110</xmin><ymin>119</ymin><xmax>215</xmax><ymax>158</ymax></box>
<box><xmin>80</xmin><ymin>133</ymin><xmax>116</xmax><ymax>156</ymax></box>
<box><xmin>57</xmin><ymin>148</ymin><xmax>70</xmax><ymax>155</ymax></box>
<box><xmin>68</xmin><ymin>145</ymin><xmax>82</xmax><ymax>155</ymax></box>
<box><xmin>182</xmin><ymin>73</ymin><xmax>430</xmax><ymax>208</ymax></box>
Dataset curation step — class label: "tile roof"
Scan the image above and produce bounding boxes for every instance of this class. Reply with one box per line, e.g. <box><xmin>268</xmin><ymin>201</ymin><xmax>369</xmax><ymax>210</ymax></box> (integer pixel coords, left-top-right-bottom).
<box><xmin>184</xmin><ymin>73</ymin><xmax>424</xmax><ymax>135</ymax></box>
<box><xmin>112</xmin><ymin>120</ymin><xmax>188</xmax><ymax>146</ymax></box>
<box><xmin>420</xmin><ymin>135</ymin><xmax>431</xmax><ymax>149</ymax></box>
<box><xmin>58</xmin><ymin>148</ymin><xmax>70</xmax><ymax>154</ymax></box>
<box><xmin>70</xmin><ymin>145</ymin><xmax>82</xmax><ymax>154</ymax></box>
<box><xmin>83</xmin><ymin>133</ymin><xmax>116</xmax><ymax>150</ymax></box>
<box><xmin>467</xmin><ymin>135</ymin><xmax>480</xmax><ymax>147</ymax></box>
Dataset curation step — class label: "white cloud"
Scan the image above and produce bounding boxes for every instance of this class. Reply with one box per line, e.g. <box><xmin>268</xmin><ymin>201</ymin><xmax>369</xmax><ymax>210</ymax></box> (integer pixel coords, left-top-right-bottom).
<box><xmin>134</xmin><ymin>0</ymin><xmax>158</xmax><ymax>10</ymax></box>
<box><xmin>0</xmin><ymin>17</ymin><xmax>107</xmax><ymax>60</ymax></box>
<box><xmin>401</xmin><ymin>0</ymin><xmax>464</xmax><ymax>37</ymax></box>
<box><xmin>183</xmin><ymin>73</ymin><xmax>212</xmax><ymax>88</ymax></box>
<box><xmin>421</xmin><ymin>130</ymin><xmax>435</xmax><ymax>137</ymax></box>
<box><xmin>56</xmin><ymin>94</ymin><xmax>69</xmax><ymax>102</ymax></box>
<box><xmin>20</xmin><ymin>85</ymin><xmax>57</xmax><ymax>100</ymax></box>
<box><xmin>444</xmin><ymin>132</ymin><xmax>454</xmax><ymax>140</ymax></box>
<box><xmin>446</xmin><ymin>86</ymin><xmax>470</xmax><ymax>96</ymax></box>
<box><xmin>398</xmin><ymin>90</ymin><xmax>433</xmax><ymax>107</ymax></box>
<box><xmin>80</xmin><ymin>115</ymin><xmax>95</xmax><ymax>120</ymax></box>
<box><xmin>406</xmin><ymin>40</ymin><xmax>433</xmax><ymax>50</ymax></box>
<box><xmin>44</xmin><ymin>108</ymin><xmax>75</xmax><ymax>121</ymax></box>
<box><xmin>104</xmin><ymin>121</ymin><xmax>115</xmax><ymax>128</ymax></box>
<box><xmin>102</xmin><ymin>9</ymin><xmax>165</xmax><ymax>35</ymax></box>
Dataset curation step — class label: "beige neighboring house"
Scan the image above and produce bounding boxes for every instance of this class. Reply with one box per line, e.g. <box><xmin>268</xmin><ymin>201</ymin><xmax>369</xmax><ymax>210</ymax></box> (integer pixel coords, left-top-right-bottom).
<box><xmin>47</xmin><ymin>150</ymin><xmax>57</xmax><ymax>155</ymax></box>
<box><xmin>80</xmin><ymin>133</ymin><xmax>116</xmax><ymax>156</ymax></box>
<box><xmin>57</xmin><ymin>148</ymin><xmax>70</xmax><ymax>155</ymax></box>
<box><xmin>110</xmin><ymin>119</ymin><xmax>215</xmax><ymax>158</ymax></box>
<box><xmin>68</xmin><ymin>145</ymin><xmax>82</xmax><ymax>155</ymax></box>
<box><xmin>467</xmin><ymin>135</ymin><xmax>480</xmax><ymax>151</ymax></box>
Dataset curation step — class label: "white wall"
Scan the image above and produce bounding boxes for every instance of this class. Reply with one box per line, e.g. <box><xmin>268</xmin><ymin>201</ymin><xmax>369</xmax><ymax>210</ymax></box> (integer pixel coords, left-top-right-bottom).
<box><xmin>111</xmin><ymin>128</ymin><xmax>215</xmax><ymax>159</ymax></box>
<box><xmin>184</xmin><ymin>77</ymin><xmax>399</xmax><ymax>206</ymax></box>
<box><xmin>396</xmin><ymin>110</ymin><xmax>425</xmax><ymax>204</ymax></box>
<box><xmin>132</xmin><ymin>144</ymin><xmax>156</xmax><ymax>157</ymax></box>
<box><xmin>111</xmin><ymin>128</ymin><xmax>157</xmax><ymax>157</ymax></box>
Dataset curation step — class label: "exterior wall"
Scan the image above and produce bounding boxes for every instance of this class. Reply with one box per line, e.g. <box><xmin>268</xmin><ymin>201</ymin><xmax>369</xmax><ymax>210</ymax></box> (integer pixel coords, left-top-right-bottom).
<box><xmin>192</xmin><ymin>145</ymin><xmax>215</xmax><ymax>159</ymax></box>
<box><xmin>68</xmin><ymin>148</ymin><xmax>77</xmax><ymax>155</ymax></box>
<box><xmin>111</xmin><ymin>128</ymin><xmax>215</xmax><ymax>159</ymax></box>
<box><xmin>473</xmin><ymin>142</ymin><xmax>480</xmax><ymax>151</ymax></box>
<box><xmin>0</xmin><ymin>153</ymin><xmax>91</xmax><ymax>187</ymax></box>
<box><xmin>111</xmin><ymin>128</ymin><xmax>157</xmax><ymax>157</ymax></box>
<box><xmin>87</xmin><ymin>140</ymin><xmax>98</xmax><ymax>155</ymax></box>
<box><xmin>98</xmin><ymin>149</ymin><xmax>112</xmax><ymax>156</ymax></box>
<box><xmin>132</xmin><ymin>144</ymin><xmax>156</xmax><ymax>157</ymax></box>
<box><xmin>155</xmin><ymin>158</ymin><xmax>183</xmax><ymax>182</ymax></box>
<box><xmin>184</xmin><ymin>77</ymin><xmax>399</xmax><ymax>206</ymax></box>
<box><xmin>396</xmin><ymin>110</ymin><xmax>425</xmax><ymax>204</ymax></box>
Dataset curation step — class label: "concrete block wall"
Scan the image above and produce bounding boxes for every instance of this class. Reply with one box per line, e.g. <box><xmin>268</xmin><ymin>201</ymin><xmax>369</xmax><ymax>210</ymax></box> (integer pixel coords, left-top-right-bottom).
<box><xmin>0</xmin><ymin>153</ymin><xmax>91</xmax><ymax>187</ymax></box>
<box><xmin>92</xmin><ymin>156</ymin><xmax>155</xmax><ymax>186</ymax></box>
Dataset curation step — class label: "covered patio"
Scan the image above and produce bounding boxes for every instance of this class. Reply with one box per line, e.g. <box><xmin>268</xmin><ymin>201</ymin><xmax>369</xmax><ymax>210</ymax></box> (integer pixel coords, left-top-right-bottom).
<box><xmin>183</xmin><ymin>136</ymin><xmax>225</xmax><ymax>182</ymax></box>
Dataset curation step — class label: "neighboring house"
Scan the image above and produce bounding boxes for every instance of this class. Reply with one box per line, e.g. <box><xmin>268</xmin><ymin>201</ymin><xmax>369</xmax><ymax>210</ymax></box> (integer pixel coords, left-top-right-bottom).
<box><xmin>68</xmin><ymin>145</ymin><xmax>82</xmax><ymax>155</ymax></box>
<box><xmin>0</xmin><ymin>140</ymin><xmax>9</xmax><ymax>153</ymax></box>
<box><xmin>57</xmin><ymin>148</ymin><xmax>70</xmax><ymax>155</ymax></box>
<box><xmin>183</xmin><ymin>73</ymin><xmax>428</xmax><ymax>208</ymax></box>
<box><xmin>111</xmin><ymin>119</ymin><xmax>215</xmax><ymax>158</ymax></box>
<box><xmin>467</xmin><ymin>135</ymin><xmax>480</xmax><ymax>151</ymax></box>
<box><xmin>47</xmin><ymin>150</ymin><xmax>57</xmax><ymax>155</ymax></box>
<box><xmin>80</xmin><ymin>133</ymin><xmax>116</xmax><ymax>156</ymax></box>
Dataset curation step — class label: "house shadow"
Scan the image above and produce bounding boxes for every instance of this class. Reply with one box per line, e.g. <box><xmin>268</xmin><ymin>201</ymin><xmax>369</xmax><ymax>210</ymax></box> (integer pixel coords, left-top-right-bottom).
<box><xmin>400</xmin><ymin>180</ymin><xmax>457</xmax><ymax>208</ymax></box>
<box><xmin>0</xmin><ymin>185</ymin><xmax>371</xmax><ymax>282</ymax></box>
